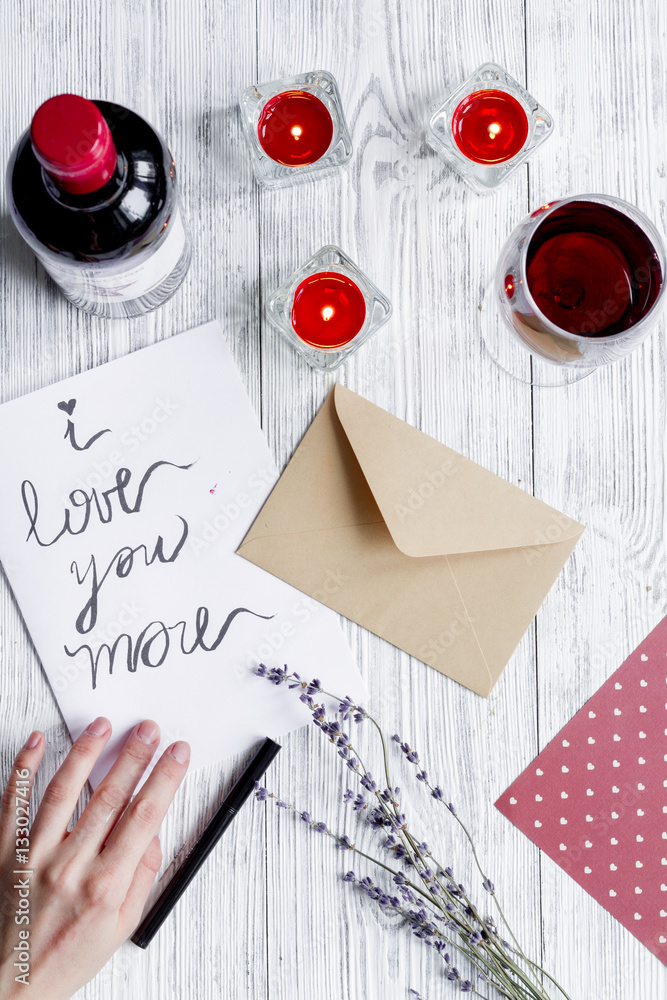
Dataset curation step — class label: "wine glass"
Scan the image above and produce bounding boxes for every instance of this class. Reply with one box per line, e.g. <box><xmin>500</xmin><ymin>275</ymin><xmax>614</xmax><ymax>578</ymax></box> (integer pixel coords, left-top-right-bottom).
<box><xmin>479</xmin><ymin>194</ymin><xmax>666</xmax><ymax>386</ymax></box>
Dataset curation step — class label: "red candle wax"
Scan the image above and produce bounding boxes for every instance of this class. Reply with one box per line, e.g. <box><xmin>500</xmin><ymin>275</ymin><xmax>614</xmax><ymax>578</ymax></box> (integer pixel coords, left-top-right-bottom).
<box><xmin>257</xmin><ymin>90</ymin><xmax>334</xmax><ymax>166</ymax></box>
<box><xmin>291</xmin><ymin>271</ymin><xmax>366</xmax><ymax>349</ymax></box>
<box><xmin>451</xmin><ymin>89</ymin><xmax>529</xmax><ymax>164</ymax></box>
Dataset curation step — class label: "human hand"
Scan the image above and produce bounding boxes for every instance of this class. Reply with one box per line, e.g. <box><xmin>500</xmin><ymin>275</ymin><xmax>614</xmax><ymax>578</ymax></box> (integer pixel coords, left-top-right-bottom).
<box><xmin>0</xmin><ymin>719</ymin><xmax>189</xmax><ymax>1000</ymax></box>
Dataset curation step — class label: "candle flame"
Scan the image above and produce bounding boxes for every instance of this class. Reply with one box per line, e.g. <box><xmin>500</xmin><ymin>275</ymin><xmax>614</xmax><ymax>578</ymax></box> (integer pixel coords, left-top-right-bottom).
<box><xmin>488</xmin><ymin>122</ymin><xmax>501</xmax><ymax>138</ymax></box>
<box><xmin>291</xmin><ymin>125</ymin><xmax>303</xmax><ymax>138</ymax></box>
<box><xmin>321</xmin><ymin>306</ymin><xmax>334</xmax><ymax>321</ymax></box>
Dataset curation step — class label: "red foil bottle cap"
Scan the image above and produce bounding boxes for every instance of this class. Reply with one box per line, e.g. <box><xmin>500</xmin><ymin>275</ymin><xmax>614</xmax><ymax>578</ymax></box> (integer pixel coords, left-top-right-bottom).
<box><xmin>30</xmin><ymin>94</ymin><xmax>117</xmax><ymax>194</ymax></box>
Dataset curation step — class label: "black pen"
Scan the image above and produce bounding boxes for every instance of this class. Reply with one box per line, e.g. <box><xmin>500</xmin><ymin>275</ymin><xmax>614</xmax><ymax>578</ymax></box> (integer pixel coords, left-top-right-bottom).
<box><xmin>131</xmin><ymin>736</ymin><xmax>281</xmax><ymax>948</ymax></box>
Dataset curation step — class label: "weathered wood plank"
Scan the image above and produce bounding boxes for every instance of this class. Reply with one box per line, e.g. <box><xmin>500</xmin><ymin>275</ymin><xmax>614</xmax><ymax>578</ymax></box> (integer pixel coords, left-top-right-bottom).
<box><xmin>528</xmin><ymin>1</ymin><xmax>667</xmax><ymax>998</ymax></box>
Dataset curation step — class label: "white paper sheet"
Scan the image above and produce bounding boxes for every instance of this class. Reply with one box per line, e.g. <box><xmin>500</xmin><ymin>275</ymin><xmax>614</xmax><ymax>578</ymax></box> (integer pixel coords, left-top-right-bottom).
<box><xmin>0</xmin><ymin>322</ymin><xmax>366</xmax><ymax>785</ymax></box>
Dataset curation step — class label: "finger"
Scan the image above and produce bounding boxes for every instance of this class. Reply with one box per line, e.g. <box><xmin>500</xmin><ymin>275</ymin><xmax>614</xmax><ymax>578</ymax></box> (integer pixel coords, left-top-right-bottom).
<box><xmin>29</xmin><ymin>718</ymin><xmax>112</xmax><ymax>850</ymax></box>
<box><xmin>0</xmin><ymin>731</ymin><xmax>44</xmax><ymax>858</ymax></box>
<box><xmin>61</xmin><ymin>720</ymin><xmax>161</xmax><ymax>860</ymax></box>
<box><xmin>99</xmin><ymin>741</ymin><xmax>189</xmax><ymax>882</ymax></box>
<box><xmin>118</xmin><ymin>835</ymin><xmax>163</xmax><ymax>935</ymax></box>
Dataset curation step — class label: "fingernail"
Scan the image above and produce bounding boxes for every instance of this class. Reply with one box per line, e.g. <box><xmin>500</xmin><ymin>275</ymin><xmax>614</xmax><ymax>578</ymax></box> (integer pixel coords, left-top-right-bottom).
<box><xmin>23</xmin><ymin>731</ymin><xmax>41</xmax><ymax>750</ymax></box>
<box><xmin>137</xmin><ymin>720</ymin><xmax>160</xmax><ymax>744</ymax></box>
<box><xmin>86</xmin><ymin>717</ymin><xmax>111</xmax><ymax>738</ymax></box>
<box><xmin>167</xmin><ymin>741</ymin><xmax>190</xmax><ymax>764</ymax></box>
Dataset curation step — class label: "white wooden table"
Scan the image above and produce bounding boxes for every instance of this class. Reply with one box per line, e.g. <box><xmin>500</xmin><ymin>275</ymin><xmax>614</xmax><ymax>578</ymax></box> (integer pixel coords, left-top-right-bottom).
<box><xmin>1</xmin><ymin>1</ymin><xmax>666</xmax><ymax>998</ymax></box>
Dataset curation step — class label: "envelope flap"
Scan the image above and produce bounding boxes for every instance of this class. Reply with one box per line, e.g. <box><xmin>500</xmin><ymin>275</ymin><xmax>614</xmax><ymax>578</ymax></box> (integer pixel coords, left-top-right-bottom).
<box><xmin>333</xmin><ymin>385</ymin><xmax>584</xmax><ymax>558</ymax></box>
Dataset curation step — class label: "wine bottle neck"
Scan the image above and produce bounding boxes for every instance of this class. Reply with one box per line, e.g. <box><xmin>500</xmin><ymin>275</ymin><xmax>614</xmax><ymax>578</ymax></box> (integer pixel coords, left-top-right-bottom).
<box><xmin>41</xmin><ymin>152</ymin><xmax>129</xmax><ymax>211</ymax></box>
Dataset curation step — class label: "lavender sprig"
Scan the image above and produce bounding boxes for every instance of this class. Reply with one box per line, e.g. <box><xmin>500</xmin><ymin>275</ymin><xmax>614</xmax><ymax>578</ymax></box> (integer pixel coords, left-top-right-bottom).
<box><xmin>254</xmin><ymin>664</ymin><xmax>570</xmax><ymax>1000</ymax></box>
<box><xmin>256</xmin><ymin>785</ymin><xmax>515</xmax><ymax>998</ymax></box>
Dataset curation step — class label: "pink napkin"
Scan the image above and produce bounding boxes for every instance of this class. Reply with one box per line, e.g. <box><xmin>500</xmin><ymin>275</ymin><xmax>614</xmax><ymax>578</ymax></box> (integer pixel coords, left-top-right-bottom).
<box><xmin>496</xmin><ymin>617</ymin><xmax>667</xmax><ymax>964</ymax></box>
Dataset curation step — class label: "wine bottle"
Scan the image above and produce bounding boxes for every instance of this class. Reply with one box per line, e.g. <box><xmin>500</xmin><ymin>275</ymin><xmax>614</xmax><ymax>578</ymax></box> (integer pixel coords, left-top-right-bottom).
<box><xmin>6</xmin><ymin>93</ymin><xmax>191</xmax><ymax>318</ymax></box>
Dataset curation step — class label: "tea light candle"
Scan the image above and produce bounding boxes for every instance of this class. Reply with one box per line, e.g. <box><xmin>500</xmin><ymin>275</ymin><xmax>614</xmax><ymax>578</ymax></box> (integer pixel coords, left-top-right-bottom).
<box><xmin>257</xmin><ymin>90</ymin><xmax>334</xmax><ymax>166</ymax></box>
<box><xmin>451</xmin><ymin>89</ymin><xmax>529</xmax><ymax>164</ymax></box>
<box><xmin>291</xmin><ymin>271</ymin><xmax>366</xmax><ymax>349</ymax></box>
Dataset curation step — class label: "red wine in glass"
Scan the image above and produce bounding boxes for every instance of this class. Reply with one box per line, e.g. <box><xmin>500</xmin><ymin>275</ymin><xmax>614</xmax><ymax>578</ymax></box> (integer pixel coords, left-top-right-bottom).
<box><xmin>525</xmin><ymin>201</ymin><xmax>663</xmax><ymax>337</ymax></box>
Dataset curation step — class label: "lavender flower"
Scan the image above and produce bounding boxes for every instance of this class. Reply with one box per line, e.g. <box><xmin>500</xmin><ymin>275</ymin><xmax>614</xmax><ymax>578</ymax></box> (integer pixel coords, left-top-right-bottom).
<box><xmin>252</xmin><ymin>666</ymin><xmax>571</xmax><ymax>1000</ymax></box>
<box><xmin>254</xmin><ymin>782</ymin><xmax>268</xmax><ymax>802</ymax></box>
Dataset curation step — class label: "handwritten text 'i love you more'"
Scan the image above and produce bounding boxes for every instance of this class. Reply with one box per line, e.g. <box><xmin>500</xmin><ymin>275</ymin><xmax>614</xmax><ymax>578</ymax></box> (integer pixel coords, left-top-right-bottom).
<box><xmin>20</xmin><ymin>402</ymin><xmax>274</xmax><ymax>690</ymax></box>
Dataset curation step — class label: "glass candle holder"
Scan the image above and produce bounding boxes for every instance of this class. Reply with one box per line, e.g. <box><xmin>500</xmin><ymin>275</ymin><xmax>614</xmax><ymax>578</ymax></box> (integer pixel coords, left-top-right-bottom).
<box><xmin>266</xmin><ymin>245</ymin><xmax>392</xmax><ymax>371</ymax></box>
<box><xmin>240</xmin><ymin>71</ymin><xmax>352</xmax><ymax>187</ymax></box>
<box><xmin>427</xmin><ymin>62</ymin><xmax>553</xmax><ymax>194</ymax></box>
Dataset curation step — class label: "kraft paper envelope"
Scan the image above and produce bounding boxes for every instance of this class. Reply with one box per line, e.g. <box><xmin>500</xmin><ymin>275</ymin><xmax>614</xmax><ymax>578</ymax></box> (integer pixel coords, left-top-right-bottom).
<box><xmin>238</xmin><ymin>385</ymin><xmax>585</xmax><ymax>696</ymax></box>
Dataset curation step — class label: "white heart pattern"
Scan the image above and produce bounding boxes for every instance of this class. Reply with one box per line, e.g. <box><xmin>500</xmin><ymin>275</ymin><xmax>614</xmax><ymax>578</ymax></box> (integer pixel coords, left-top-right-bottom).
<box><xmin>495</xmin><ymin>627</ymin><xmax>667</xmax><ymax>950</ymax></box>
<box><xmin>509</xmin><ymin>797</ymin><xmax>517</xmax><ymax>805</ymax></box>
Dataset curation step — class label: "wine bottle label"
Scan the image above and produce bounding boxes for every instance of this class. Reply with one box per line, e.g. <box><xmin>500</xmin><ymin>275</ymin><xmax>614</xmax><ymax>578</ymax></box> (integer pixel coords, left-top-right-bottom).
<box><xmin>36</xmin><ymin>207</ymin><xmax>188</xmax><ymax>304</ymax></box>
